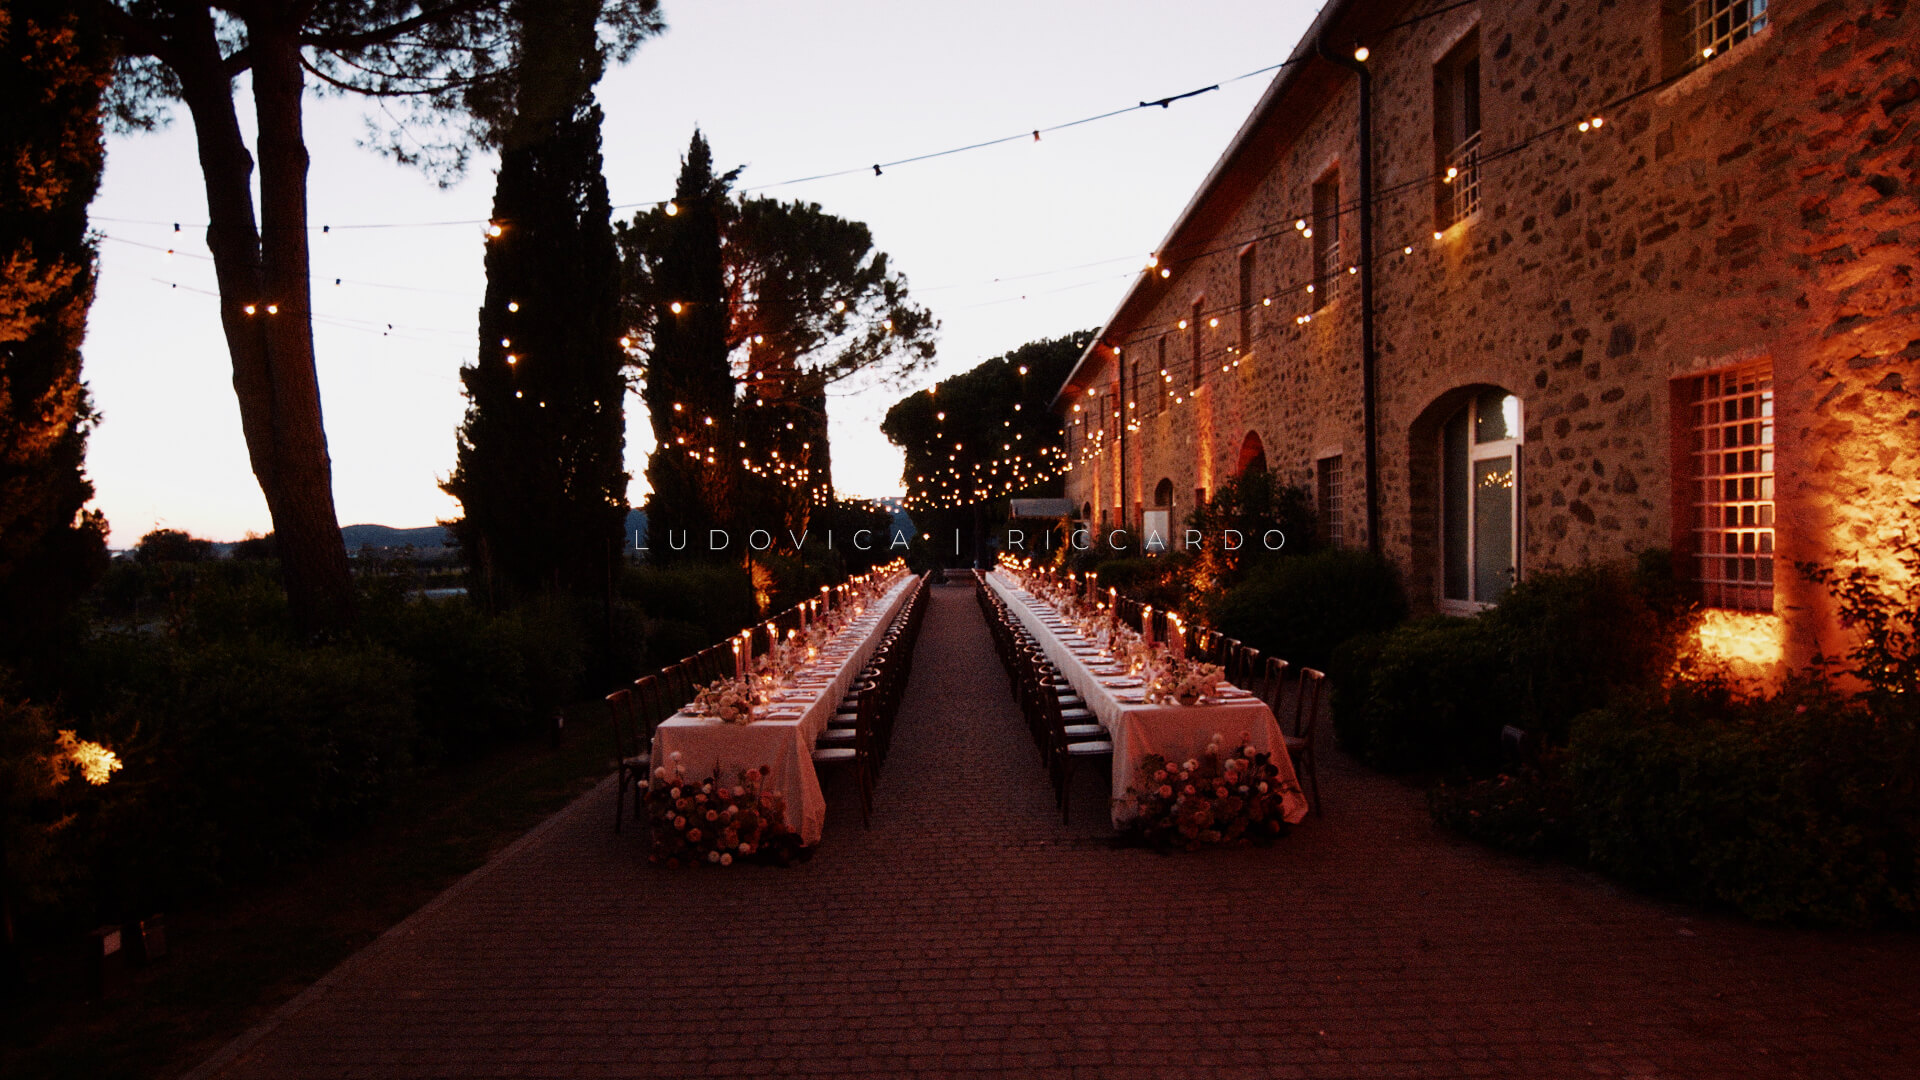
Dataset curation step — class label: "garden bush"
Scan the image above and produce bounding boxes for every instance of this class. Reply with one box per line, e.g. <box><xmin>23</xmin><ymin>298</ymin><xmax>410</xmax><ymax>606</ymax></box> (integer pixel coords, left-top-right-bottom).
<box><xmin>365</xmin><ymin>595</ymin><xmax>582</xmax><ymax>760</ymax></box>
<box><xmin>1565</xmin><ymin>686</ymin><xmax>1919</xmax><ymax>926</ymax></box>
<box><xmin>1433</xmin><ymin>685</ymin><xmax>1920</xmax><ymax>927</ymax></box>
<box><xmin>1332</xmin><ymin>558</ymin><xmax>1678</xmax><ymax>770</ymax></box>
<box><xmin>1209</xmin><ymin>547</ymin><xmax>1406</xmax><ymax>674</ymax></box>
<box><xmin>43</xmin><ymin>633</ymin><xmax>417</xmax><ymax>922</ymax></box>
<box><xmin>1426</xmin><ymin>753</ymin><xmax>1579</xmax><ymax>860</ymax></box>
<box><xmin>1332</xmin><ymin>615</ymin><xmax>1509</xmax><ymax>771</ymax></box>
<box><xmin>622</xmin><ymin>562</ymin><xmax>756</xmax><ymax>648</ymax></box>
<box><xmin>1091</xmin><ymin>555</ymin><xmax>1188</xmax><ymax>613</ymax></box>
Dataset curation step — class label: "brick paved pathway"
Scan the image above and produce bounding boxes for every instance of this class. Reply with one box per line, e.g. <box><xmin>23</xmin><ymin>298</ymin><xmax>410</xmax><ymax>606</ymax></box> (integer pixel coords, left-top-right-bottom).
<box><xmin>194</xmin><ymin>585</ymin><xmax>1920</xmax><ymax>1079</ymax></box>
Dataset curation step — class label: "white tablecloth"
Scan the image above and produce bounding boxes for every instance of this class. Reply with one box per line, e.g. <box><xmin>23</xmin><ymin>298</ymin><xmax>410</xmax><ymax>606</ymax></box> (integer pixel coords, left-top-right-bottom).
<box><xmin>986</xmin><ymin>570</ymin><xmax>1309</xmax><ymax>826</ymax></box>
<box><xmin>651</xmin><ymin>574</ymin><xmax>915</xmax><ymax>845</ymax></box>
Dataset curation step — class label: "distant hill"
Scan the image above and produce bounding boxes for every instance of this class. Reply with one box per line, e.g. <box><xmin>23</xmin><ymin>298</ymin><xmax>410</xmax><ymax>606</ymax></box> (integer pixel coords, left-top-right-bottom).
<box><xmin>341</xmin><ymin>523</ymin><xmax>450</xmax><ymax>551</ymax></box>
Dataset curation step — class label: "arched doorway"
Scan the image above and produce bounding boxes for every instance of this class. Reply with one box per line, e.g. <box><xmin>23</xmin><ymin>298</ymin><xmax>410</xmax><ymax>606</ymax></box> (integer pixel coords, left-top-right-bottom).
<box><xmin>1236</xmin><ymin>431</ymin><xmax>1268</xmax><ymax>476</ymax></box>
<box><xmin>1144</xmin><ymin>478</ymin><xmax>1175</xmax><ymax>553</ymax></box>
<box><xmin>1408</xmin><ymin>385</ymin><xmax>1523</xmax><ymax>609</ymax></box>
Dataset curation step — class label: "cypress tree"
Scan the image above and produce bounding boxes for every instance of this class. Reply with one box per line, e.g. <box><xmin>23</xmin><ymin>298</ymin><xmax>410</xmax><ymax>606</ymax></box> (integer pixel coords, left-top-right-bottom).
<box><xmin>0</xmin><ymin>0</ymin><xmax>111</xmax><ymax>659</ymax></box>
<box><xmin>637</xmin><ymin>132</ymin><xmax>739</xmax><ymax>561</ymax></box>
<box><xmin>444</xmin><ymin>98</ymin><xmax>629</xmax><ymax>605</ymax></box>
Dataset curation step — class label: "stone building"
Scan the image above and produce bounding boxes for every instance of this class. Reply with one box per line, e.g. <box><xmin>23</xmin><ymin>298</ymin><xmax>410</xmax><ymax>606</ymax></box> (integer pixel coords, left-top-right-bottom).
<box><xmin>1054</xmin><ymin>0</ymin><xmax>1919</xmax><ymax>675</ymax></box>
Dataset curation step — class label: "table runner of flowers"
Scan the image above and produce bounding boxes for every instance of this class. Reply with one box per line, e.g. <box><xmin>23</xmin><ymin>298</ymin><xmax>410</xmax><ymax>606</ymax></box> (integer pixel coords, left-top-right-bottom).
<box><xmin>1123</xmin><ymin>734</ymin><xmax>1300</xmax><ymax>850</ymax></box>
<box><xmin>647</xmin><ymin>757</ymin><xmax>809</xmax><ymax>866</ymax></box>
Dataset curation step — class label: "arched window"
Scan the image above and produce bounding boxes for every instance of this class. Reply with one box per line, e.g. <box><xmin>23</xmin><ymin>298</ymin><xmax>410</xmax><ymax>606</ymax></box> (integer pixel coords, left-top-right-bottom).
<box><xmin>1236</xmin><ymin>431</ymin><xmax>1268</xmax><ymax>476</ymax></box>
<box><xmin>1143</xmin><ymin>478</ymin><xmax>1176</xmax><ymax>553</ymax></box>
<box><xmin>1153</xmin><ymin>478</ymin><xmax>1175</xmax><ymax>508</ymax></box>
<box><xmin>1442</xmin><ymin>388</ymin><xmax>1522</xmax><ymax>605</ymax></box>
<box><xmin>1081</xmin><ymin>501</ymin><xmax>1092</xmax><ymax>522</ymax></box>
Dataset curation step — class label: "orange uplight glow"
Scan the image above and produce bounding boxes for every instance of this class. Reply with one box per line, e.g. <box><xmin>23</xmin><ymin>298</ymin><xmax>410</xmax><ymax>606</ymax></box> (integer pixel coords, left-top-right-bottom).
<box><xmin>57</xmin><ymin>730</ymin><xmax>122</xmax><ymax>785</ymax></box>
<box><xmin>1682</xmin><ymin>609</ymin><xmax>1785</xmax><ymax>686</ymax></box>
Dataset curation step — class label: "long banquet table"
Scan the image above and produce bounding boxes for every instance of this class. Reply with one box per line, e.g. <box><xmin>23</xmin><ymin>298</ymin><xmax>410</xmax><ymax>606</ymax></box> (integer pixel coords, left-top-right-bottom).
<box><xmin>650</xmin><ymin>573</ymin><xmax>915</xmax><ymax>845</ymax></box>
<box><xmin>986</xmin><ymin>569</ymin><xmax>1310</xmax><ymax>827</ymax></box>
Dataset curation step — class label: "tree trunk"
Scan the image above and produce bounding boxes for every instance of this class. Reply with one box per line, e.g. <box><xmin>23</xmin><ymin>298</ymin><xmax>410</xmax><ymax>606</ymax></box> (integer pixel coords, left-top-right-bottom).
<box><xmin>177</xmin><ymin>11</ymin><xmax>353</xmax><ymax>635</ymax></box>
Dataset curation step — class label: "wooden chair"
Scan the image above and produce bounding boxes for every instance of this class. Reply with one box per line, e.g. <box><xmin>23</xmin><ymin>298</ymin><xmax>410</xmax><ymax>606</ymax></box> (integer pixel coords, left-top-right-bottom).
<box><xmin>1288</xmin><ymin>668</ymin><xmax>1327</xmax><ymax>817</ymax></box>
<box><xmin>813</xmin><ymin>681</ymin><xmax>876</xmax><ymax>827</ymax></box>
<box><xmin>1261</xmin><ymin>656</ymin><xmax>1290</xmax><ymax>718</ymax></box>
<box><xmin>1031</xmin><ymin>661</ymin><xmax>1111</xmax><ymax>824</ymax></box>
<box><xmin>605</xmin><ymin>689</ymin><xmax>649</xmax><ymax>833</ymax></box>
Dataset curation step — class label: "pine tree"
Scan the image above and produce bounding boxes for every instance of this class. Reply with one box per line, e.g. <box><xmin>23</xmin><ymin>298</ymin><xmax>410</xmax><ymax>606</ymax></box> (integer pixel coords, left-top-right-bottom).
<box><xmin>0</xmin><ymin>0</ymin><xmax>111</xmax><ymax>659</ymax></box>
<box><xmin>443</xmin><ymin>98</ymin><xmax>629</xmax><ymax>604</ymax></box>
<box><xmin>634</xmin><ymin>132</ymin><xmax>740</xmax><ymax>561</ymax></box>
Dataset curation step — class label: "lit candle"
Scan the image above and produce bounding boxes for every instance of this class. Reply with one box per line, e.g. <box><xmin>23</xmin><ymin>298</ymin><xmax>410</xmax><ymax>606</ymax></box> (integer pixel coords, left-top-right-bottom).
<box><xmin>732</xmin><ymin>638</ymin><xmax>744</xmax><ymax>679</ymax></box>
<box><xmin>1087</xmin><ymin>571</ymin><xmax>1097</xmax><ymax>603</ymax></box>
<box><xmin>1142</xmin><ymin>605</ymin><xmax>1153</xmax><ymax>645</ymax></box>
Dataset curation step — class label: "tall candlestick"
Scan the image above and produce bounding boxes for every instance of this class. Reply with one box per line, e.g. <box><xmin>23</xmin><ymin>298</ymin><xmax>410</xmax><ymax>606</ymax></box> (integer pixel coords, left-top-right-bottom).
<box><xmin>1142</xmin><ymin>605</ymin><xmax>1153</xmax><ymax>645</ymax></box>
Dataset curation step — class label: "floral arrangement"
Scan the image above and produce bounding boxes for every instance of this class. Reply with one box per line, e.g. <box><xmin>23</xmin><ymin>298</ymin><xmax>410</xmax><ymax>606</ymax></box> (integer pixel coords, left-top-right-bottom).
<box><xmin>1124</xmin><ymin>734</ymin><xmax>1298</xmax><ymax>850</ymax></box>
<box><xmin>1144</xmin><ymin>657</ymin><xmax>1224</xmax><ymax>705</ymax></box>
<box><xmin>694</xmin><ymin>676</ymin><xmax>763</xmax><ymax>724</ymax></box>
<box><xmin>648</xmin><ymin>759</ymin><xmax>809</xmax><ymax>867</ymax></box>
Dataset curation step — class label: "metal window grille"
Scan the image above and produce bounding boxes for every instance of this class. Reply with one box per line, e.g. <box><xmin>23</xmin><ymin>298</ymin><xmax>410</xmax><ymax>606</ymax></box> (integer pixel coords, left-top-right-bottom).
<box><xmin>1686</xmin><ymin>362</ymin><xmax>1775</xmax><ymax>611</ymax></box>
<box><xmin>1317</xmin><ymin>455</ymin><xmax>1345</xmax><ymax>547</ymax></box>
<box><xmin>1694</xmin><ymin>0</ymin><xmax>1768</xmax><ymax>62</ymax></box>
<box><xmin>1445</xmin><ymin>131</ymin><xmax>1481</xmax><ymax>225</ymax></box>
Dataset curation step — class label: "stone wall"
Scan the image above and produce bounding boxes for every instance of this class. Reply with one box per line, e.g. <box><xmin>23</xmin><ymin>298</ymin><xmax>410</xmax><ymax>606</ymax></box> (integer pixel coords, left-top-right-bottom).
<box><xmin>1063</xmin><ymin>0</ymin><xmax>1918</xmax><ymax>669</ymax></box>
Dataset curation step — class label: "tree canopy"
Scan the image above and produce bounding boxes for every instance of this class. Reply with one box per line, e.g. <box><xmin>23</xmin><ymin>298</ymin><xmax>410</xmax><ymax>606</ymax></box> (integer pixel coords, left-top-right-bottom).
<box><xmin>0</xmin><ymin>0</ymin><xmax>113</xmax><ymax>661</ymax></box>
<box><xmin>619</xmin><ymin>135</ymin><xmax>936</xmax><ymax>537</ymax></box>
<box><xmin>99</xmin><ymin>0</ymin><xmax>661</xmax><ymax>633</ymax></box>
<box><xmin>882</xmin><ymin>333</ymin><xmax>1085</xmax><ymax>513</ymax></box>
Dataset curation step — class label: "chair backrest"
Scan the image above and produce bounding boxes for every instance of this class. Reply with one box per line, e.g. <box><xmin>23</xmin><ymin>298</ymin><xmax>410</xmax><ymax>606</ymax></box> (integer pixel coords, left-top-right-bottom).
<box><xmin>605</xmin><ymin>688</ymin><xmax>637</xmax><ymax>758</ymax></box>
<box><xmin>1293</xmin><ymin>667</ymin><xmax>1327</xmax><ymax>741</ymax></box>
<box><xmin>1262</xmin><ymin>656</ymin><xmax>1290</xmax><ymax>717</ymax></box>
<box><xmin>666</xmin><ymin>659</ymin><xmax>699</xmax><ymax>710</ymax></box>
<box><xmin>632</xmin><ymin>674</ymin><xmax>667</xmax><ymax>733</ymax></box>
<box><xmin>1239</xmin><ymin>645</ymin><xmax>1262</xmax><ymax>689</ymax></box>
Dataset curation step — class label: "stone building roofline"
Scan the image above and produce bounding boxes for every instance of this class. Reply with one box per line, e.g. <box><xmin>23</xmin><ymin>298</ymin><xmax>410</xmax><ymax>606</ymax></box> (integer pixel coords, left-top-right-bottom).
<box><xmin>1052</xmin><ymin>0</ymin><xmax>1376</xmax><ymax>412</ymax></box>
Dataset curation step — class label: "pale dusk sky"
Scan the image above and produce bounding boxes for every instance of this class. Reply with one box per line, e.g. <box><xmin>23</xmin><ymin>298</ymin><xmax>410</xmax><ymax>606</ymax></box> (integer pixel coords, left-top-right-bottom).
<box><xmin>83</xmin><ymin>0</ymin><xmax>1320</xmax><ymax>544</ymax></box>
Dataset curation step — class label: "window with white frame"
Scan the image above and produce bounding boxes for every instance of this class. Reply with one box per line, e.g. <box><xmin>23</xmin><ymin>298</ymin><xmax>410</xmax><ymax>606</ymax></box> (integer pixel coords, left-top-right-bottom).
<box><xmin>1434</xmin><ymin>30</ymin><xmax>1481</xmax><ymax>228</ymax></box>
<box><xmin>1683</xmin><ymin>363</ymin><xmax>1774</xmax><ymax>611</ymax></box>
<box><xmin>1441</xmin><ymin>389</ymin><xmax>1522</xmax><ymax>605</ymax></box>
<box><xmin>1693</xmin><ymin>0</ymin><xmax>1768</xmax><ymax>63</ymax></box>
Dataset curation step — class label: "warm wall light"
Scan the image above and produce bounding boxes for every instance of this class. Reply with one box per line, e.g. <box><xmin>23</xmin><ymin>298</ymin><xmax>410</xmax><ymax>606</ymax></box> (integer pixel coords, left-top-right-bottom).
<box><xmin>1683</xmin><ymin>609</ymin><xmax>1785</xmax><ymax>683</ymax></box>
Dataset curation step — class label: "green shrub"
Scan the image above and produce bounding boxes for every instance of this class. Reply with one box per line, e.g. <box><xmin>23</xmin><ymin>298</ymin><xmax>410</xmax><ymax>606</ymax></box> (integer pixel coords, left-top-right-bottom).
<box><xmin>365</xmin><ymin>596</ymin><xmax>582</xmax><ymax>760</ymax></box>
<box><xmin>1334</xmin><ymin>559</ymin><xmax>1679</xmax><ymax>771</ymax></box>
<box><xmin>1091</xmin><ymin>555</ymin><xmax>1188</xmax><ymax>613</ymax></box>
<box><xmin>1566</xmin><ymin>685</ymin><xmax>1919</xmax><ymax>926</ymax></box>
<box><xmin>622</xmin><ymin>563</ymin><xmax>756</xmax><ymax>646</ymax></box>
<box><xmin>1427</xmin><ymin>754</ymin><xmax>1579</xmax><ymax>860</ymax></box>
<box><xmin>1209</xmin><ymin>547</ymin><xmax>1406</xmax><ymax>673</ymax></box>
<box><xmin>1488</xmin><ymin>561</ymin><xmax>1669</xmax><ymax>743</ymax></box>
<box><xmin>1335</xmin><ymin>616</ymin><xmax>1509</xmax><ymax>771</ymax></box>
<box><xmin>65</xmin><ymin>633</ymin><xmax>416</xmax><ymax>913</ymax></box>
